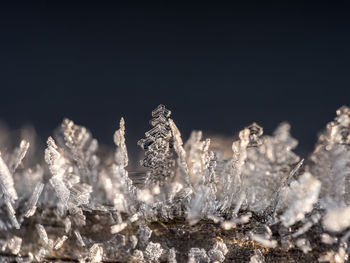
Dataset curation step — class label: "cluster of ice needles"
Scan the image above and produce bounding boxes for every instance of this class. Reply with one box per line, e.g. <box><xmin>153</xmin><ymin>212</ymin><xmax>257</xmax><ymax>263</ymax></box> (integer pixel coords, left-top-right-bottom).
<box><xmin>0</xmin><ymin>105</ymin><xmax>350</xmax><ymax>262</ymax></box>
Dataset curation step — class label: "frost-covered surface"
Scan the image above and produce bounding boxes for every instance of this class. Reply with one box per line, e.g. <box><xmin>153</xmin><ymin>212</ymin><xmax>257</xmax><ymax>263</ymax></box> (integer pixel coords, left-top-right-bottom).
<box><xmin>0</xmin><ymin>105</ymin><xmax>350</xmax><ymax>262</ymax></box>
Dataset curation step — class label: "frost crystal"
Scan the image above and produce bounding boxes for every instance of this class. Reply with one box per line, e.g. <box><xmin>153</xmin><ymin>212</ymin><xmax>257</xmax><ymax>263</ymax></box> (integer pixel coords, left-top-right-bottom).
<box><xmin>279</xmin><ymin>172</ymin><xmax>321</xmax><ymax>227</ymax></box>
<box><xmin>242</xmin><ymin>122</ymin><xmax>300</xmax><ymax>214</ymax></box>
<box><xmin>144</xmin><ymin>242</ymin><xmax>163</xmax><ymax>261</ymax></box>
<box><xmin>309</xmin><ymin>106</ymin><xmax>350</xmax><ymax>207</ymax></box>
<box><xmin>7</xmin><ymin>236</ymin><xmax>22</xmax><ymax>255</ymax></box>
<box><xmin>250</xmin><ymin>249</ymin><xmax>265</xmax><ymax>263</ymax></box>
<box><xmin>138</xmin><ymin>104</ymin><xmax>175</xmax><ymax>186</ymax></box>
<box><xmin>296</xmin><ymin>238</ymin><xmax>312</xmax><ymax>254</ymax></box>
<box><xmin>89</xmin><ymin>243</ymin><xmax>103</xmax><ymax>263</ymax></box>
<box><xmin>24</xmin><ymin>182</ymin><xmax>44</xmax><ymax>217</ymax></box>
<box><xmin>137</xmin><ymin>225</ymin><xmax>152</xmax><ymax>244</ymax></box>
<box><xmin>322</xmin><ymin>206</ymin><xmax>350</xmax><ymax>232</ymax></box>
<box><xmin>53</xmin><ymin>235</ymin><xmax>68</xmax><ymax>250</ymax></box>
<box><xmin>249</xmin><ymin>226</ymin><xmax>277</xmax><ymax>248</ymax></box>
<box><xmin>188</xmin><ymin>248</ymin><xmax>210</xmax><ymax>263</ymax></box>
<box><xmin>45</xmin><ymin>134</ymin><xmax>92</xmax><ymax>218</ymax></box>
<box><xmin>2</xmin><ymin>104</ymin><xmax>350</xmax><ymax>261</ymax></box>
<box><xmin>36</xmin><ymin>224</ymin><xmax>49</xmax><ymax>245</ymax></box>
<box><xmin>168</xmin><ymin>247</ymin><xmax>177</xmax><ymax>263</ymax></box>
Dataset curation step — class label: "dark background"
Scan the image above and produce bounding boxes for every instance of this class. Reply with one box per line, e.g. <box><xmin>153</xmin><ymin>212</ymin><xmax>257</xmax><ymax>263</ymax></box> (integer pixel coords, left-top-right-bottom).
<box><xmin>0</xmin><ymin>1</ymin><xmax>349</xmax><ymax>160</ymax></box>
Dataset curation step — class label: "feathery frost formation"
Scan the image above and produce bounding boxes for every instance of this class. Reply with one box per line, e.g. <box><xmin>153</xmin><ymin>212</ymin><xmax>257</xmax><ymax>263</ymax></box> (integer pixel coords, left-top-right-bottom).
<box><xmin>0</xmin><ymin>104</ymin><xmax>350</xmax><ymax>262</ymax></box>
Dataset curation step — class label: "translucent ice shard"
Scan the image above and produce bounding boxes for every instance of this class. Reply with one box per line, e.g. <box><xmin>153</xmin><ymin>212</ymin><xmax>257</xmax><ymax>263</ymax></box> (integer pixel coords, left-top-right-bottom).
<box><xmin>246</xmin><ymin>123</ymin><xmax>263</xmax><ymax>147</ymax></box>
<box><xmin>188</xmin><ymin>248</ymin><xmax>210</xmax><ymax>263</ymax></box>
<box><xmin>279</xmin><ymin>172</ymin><xmax>321</xmax><ymax>227</ymax></box>
<box><xmin>74</xmin><ymin>230</ymin><xmax>85</xmax><ymax>247</ymax></box>
<box><xmin>169</xmin><ymin>118</ymin><xmax>191</xmax><ymax>187</ymax></box>
<box><xmin>111</xmin><ymin>222</ymin><xmax>127</xmax><ymax>234</ymax></box>
<box><xmin>137</xmin><ymin>225</ymin><xmax>152</xmax><ymax>244</ymax></box>
<box><xmin>249</xmin><ymin>226</ymin><xmax>277</xmax><ymax>248</ymax></box>
<box><xmin>8</xmin><ymin>140</ymin><xmax>29</xmax><ymax>173</ymax></box>
<box><xmin>53</xmin><ymin>235</ymin><xmax>68</xmax><ymax>250</ymax></box>
<box><xmin>168</xmin><ymin>247</ymin><xmax>177</xmax><ymax>263</ymax></box>
<box><xmin>109</xmin><ymin>118</ymin><xmax>137</xmax><ymax>214</ymax></box>
<box><xmin>295</xmin><ymin>238</ymin><xmax>312</xmax><ymax>254</ymax></box>
<box><xmin>250</xmin><ymin>249</ymin><xmax>265</xmax><ymax>263</ymax></box>
<box><xmin>24</xmin><ymin>182</ymin><xmax>44</xmax><ymax>217</ymax></box>
<box><xmin>0</xmin><ymin>154</ymin><xmax>18</xmax><ymax>202</ymax></box>
<box><xmin>36</xmin><ymin>224</ymin><xmax>49</xmax><ymax>245</ymax></box>
<box><xmin>217</xmin><ymin>127</ymin><xmax>249</xmax><ymax>215</ymax></box>
<box><xmin>114</xmin><ymin>117</ymin><xmax>128</xmax><ymax>167</ymax></box>
<box><xmin>0</xmin><ymin>152</ymin><xmax>20</xmax><ymax>228</ymax></box>
<box><xmin>89</xmin><ymin>244</ymin><xmax>103</xmax><ymax>263</ymax></box>
<box><xmin>184</xmin><ymin>131</ymin><xmax>214</xmax><ymax>187</ymax></box>
<box><xmin>133</xmin><ymin>250</ymin><xmax>144</xmax><ymax>260</ymax></box>
<box><xmin>7</xmin><ymin>236</ymin><xmax>22</xmax><ymax>255</ymax></box>
<box><xmin>208</xmin><ymin>241</ymin><xmax>227</xmax><ymax>262</ymax></box>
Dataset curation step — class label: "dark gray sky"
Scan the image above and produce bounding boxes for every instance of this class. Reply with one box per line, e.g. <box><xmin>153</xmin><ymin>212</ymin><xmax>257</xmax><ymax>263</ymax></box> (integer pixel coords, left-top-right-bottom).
<box><xmin>0</xmin><ymin>1</ymin><xmax>349</xmax><ymax>156</ymax></box>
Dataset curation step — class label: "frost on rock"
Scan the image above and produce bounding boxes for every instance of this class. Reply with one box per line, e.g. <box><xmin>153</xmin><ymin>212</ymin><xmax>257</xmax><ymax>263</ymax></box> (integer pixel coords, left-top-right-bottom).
<box><xmin>3</xmin><ymin>104</ymin><xmax>350</xmax><ymax>261</ymax></box>
<box><xmin>138</xmin><ymin>104</ymin><xmax>175</xmax><ymax>186</ymax></box>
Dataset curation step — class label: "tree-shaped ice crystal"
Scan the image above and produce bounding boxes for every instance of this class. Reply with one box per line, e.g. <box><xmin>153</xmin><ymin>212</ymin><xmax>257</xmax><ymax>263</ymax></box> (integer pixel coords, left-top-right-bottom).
<box><xmin>138</xmin><ymin>105</ymin><xmax>175</xmax><ymax>186</ymax></box>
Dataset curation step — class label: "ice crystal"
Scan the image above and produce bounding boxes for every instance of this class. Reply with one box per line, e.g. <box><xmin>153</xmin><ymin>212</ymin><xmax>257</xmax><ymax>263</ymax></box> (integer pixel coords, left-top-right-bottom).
<box><xmin>168</xmin><ymin>247</ymin><xmax>177</xmax><ymax>263</ymax></box>
<box><xmin>7</xmin><ymin>235</ymin><xmax>22</xmax><ymax>255</ymax></box>
<box><xmin>188</xmin><ymin>248</ymin><xmax>210</xmax><ymax>263</ymax></box>
<box><xmin>1</xmin><ymin>104</ymin><xmax>350</xmax><ymax>262</ymax></box>
<box><xmin>279</xmin><ymin>172</ymin><xmax>321</xmax><ymax>227</ymax></box>
<box><xmin>24</xmin><ymin>182</ymin><xmax>44</xmax><ymax>217</ymax></box>
<box><xmin>45</xmin><ymin>135</ymin><xmax>92</xmax><ymax>218</ymax></box>
<box><xmin>249</xmin><ymin>226</ymin><xmax>277</xmax><ymax>248</ymax></box>
<box><xmin>89</xmin><ymin>243</ymin><xmax>103</xmax><ymax>263</ymax></box>
<box><xmin>323</xmin><ymin>206</ymin><xmax>350</xmax><ymax>232</ymax></box>
<box><xmin>309</xmin><ymin>106</ymin><xmax>350</xmax><ymax>207</ymax></box>
<box><xmin>144</xmin><ymin>242</ymin><xmax>163</xmax><ymax>261</ymax></box>
<box><xmin>250</xmin><ymin>249</ymin><xmax>265</xmax><ymax>263</ymax></box>
<box><xmin>138</xmin><ymin>104</ymin><xmax>175</xmax><ymax>186</ymax></box>
<box><xmin>242</xmin><ymin>122</ymin><xmax>300</xmax><ymax>214</ymax></box>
